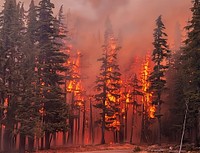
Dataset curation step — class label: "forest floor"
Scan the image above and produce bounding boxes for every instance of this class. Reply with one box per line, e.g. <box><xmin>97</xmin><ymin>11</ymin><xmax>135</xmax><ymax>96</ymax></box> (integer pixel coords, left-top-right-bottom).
<box><xmin>36</xmin><ymin>143</ymin><xmax>200</xmax><ymax>153</ymax></box>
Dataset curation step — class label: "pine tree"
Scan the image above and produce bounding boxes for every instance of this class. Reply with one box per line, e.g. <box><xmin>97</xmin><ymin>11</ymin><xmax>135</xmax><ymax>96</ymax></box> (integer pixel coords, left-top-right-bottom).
<box><xmin>0</xmin><ymin>0</ymin><xmax>24</xmax><ymax>151</ymax></box>
<box><xmin>129</xmin><ymin>74</ymin><xmax>142</xmax><ymax>144</ymax></box>
<box><xmin>149</xmin><ymin>15</ymin><xmax>171</xmax><ymax>146</ymax></box>
<box><xmin>181</xmin><ymin>0</ymin><xmax>200</xmax><ymax>146</ymax></box>
<box><xmin>95</xmin><ymin>18</ymin><xmax>121</xmax><ymax>144</ymax></box>
<box><xmin>15</xmin><ymin>0</ymin><xmax>42</xmax><ymax>152</ymax></box>
<box><xmin>37</xmin><ymin>0</ymin><xmax>69</xmax><ymax>149</ymax></box>
<box><xmin>163</xmin><ymin>50</ymin><xmax>185</xmax><ymax>142</ymax></box>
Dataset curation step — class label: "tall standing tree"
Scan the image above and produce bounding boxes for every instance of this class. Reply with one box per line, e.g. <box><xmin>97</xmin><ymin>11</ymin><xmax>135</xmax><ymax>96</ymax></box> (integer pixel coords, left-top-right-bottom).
<box><xmin>149</xmin><ymin>15</ymin><xmax>171</xmax><ymax>146</ymax></box>
<box><xmin>0</xmin><ymin>0</ymin><xmax>23</xmax><ymax>151</ymax></box>
<box><xmin>37</xmin><ymin>0</ymin><xmax>69</xmax><ymax>149</ymax></box>
<box><xmin>181</xmin><ymin>0</ymin><xmax>200</xmax><ymax>147</ymax></box>
<box><xmin>16</xmin><ymin>0</ymin><xmax>42</xmax><ymax>152</ymax></box>
<box><xmin>95</xmin><ymin>18</ymin><xmax>121</xmax><ymax>144</ymax></box>
<box><xmin>129</xmin><ymin>74</ymin><xmax>142</xmax><ymax>144</ymax></box>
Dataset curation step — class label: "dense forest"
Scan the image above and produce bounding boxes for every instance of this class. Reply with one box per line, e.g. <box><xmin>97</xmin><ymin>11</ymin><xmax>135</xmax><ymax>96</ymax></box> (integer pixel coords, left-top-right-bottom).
<box><xmin>0</xmin><ymin>0</ymin><xmax>199</xmax><ymax>153</ymax></box>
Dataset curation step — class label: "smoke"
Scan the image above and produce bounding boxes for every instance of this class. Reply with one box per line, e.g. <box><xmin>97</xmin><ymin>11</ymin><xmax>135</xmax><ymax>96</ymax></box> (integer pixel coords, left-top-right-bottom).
<box><xmin>0</xmin><ymin>0</ymin><xmax>192</xmax><ymax>88</ymax></box>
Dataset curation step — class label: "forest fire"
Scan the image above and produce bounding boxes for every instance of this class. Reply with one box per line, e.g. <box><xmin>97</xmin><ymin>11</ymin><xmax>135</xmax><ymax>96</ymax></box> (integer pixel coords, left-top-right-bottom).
<box><xmin>0</xmin><ymin>0</ymin><xmax>198</xmax><ymax>152</ymax></box>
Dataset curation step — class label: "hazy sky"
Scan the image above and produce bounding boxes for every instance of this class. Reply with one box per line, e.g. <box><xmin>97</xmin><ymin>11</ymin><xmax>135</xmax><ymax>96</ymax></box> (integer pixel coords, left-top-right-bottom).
<box><xmin>0</xmin><ymin>0</ymin><xmax>192</xmax><ymax>88</ymax></box>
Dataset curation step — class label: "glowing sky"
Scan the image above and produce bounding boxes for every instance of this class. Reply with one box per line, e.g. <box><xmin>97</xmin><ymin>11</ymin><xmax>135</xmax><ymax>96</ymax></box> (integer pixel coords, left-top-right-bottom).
<box><xmin>0</xmin><ymin>0</ymin><xmax>192</xmax><ymax>88</ymax></box>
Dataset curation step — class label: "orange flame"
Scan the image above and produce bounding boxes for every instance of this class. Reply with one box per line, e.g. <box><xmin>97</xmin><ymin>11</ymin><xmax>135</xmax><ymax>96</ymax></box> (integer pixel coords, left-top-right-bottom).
<box><xmin>141</xmin><ymin>54</ymin><xmax>156</xmax><ymax>118</ymax></box>
<box><xmin>149</xmin><ymin>105</ymin><xmax>156</xmax><ymax>118</ymax></box>
<box><xmin>67</xmin><ymin>81</ymin><xmax>73</xmax><ymax>92</ymax></box>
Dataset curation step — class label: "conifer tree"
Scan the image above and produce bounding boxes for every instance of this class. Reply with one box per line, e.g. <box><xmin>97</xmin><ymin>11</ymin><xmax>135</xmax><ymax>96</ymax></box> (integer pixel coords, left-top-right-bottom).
<box><xmin>130</xmin><ymin>74</ymin><xmax>142</xmax><ymax>144</ymax></box>
<box><xmin>149</xmin><ymin>15</ymin><xmax>170</xmax><ymax>146</ymax></box>
<box><xmin>37</xmin><ymin>0</ymin><xmax>69</xmax><ymax>149</ymax></box>
<box><xmin>16</xmin><ymin>0</ymin><xmax>42</xmax><ymax>152</ymax></box>
<box><xmin>0</xmin><ymin>0</ymin><xmax>23</xmax><ymax>151</ymax></box>
<box><xmin>95</xmin><ymin>18</ymin><xmax>121</xmax><ymax>144</ymax></box>
<box><xmin>181</xmin><ymin>0</ymin><xmax>200</xmax><ymax>146</ymax></box>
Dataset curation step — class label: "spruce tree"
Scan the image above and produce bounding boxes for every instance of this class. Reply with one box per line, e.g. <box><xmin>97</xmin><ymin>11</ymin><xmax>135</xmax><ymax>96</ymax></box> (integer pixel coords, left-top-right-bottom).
<box><xmin>149</xmin><ymin>15</ymin><xmax>170</xmax><ymax>146</ymax></box>
<box><xmin>130</xmin><ymin>74</ymin><xmax>142</xmax><ymax>144</ymax></box>
<box><xmin>95</xmin><ymin>18</ymin><xmax>121</xmax><ymax>144</ymax></box>
<box><xmin>181</xmin><ymin>0</ymin><xmax>200</xmax><ymax>146</ymax></box>
<box><xmin>0</xmin><ymin>0</ymin><xmax>23</xmax><ymax>151</ymax></box>
<box><xmin>37</xmin><ymin>0</ymin><xmax>69</xmax><ymax>149</ymax></box>
<box><xmin>16</xmin><ymin>0</ymin><xmax>42</xmax><ymax>152</ymax></box>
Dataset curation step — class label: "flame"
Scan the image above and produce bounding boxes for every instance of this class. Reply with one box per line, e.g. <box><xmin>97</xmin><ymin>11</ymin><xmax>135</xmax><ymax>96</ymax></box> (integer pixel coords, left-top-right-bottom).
<box><xmin>75</xmin><ymin>82</ymin><xmax>81</xmax><ymax>92</ymax></box>
<box><xmin>125</xmin><ymin>92</ymin><xmax>130</xmax><ymax>103</ymax></box>
<box><xmin>67</xmin><ymin>81</ymin><xmax>73</xmax><ymax>92</ymax></box>
<box><xmin>4</xmin><ymin>98</ymin><xmax>8</xmax><ymax>114</ymax></box>
<box><xmin>107</xmin><ymin>93</ymin><xmax>116</xmax><ymax>102</ymax></box>
<box><xmin>108</xmin><ymin>67</ymin><xmax>112</xmax><ymax>72</ymax></box>
<box><xmin>149</xmin><ymin>105</ymin><xmax>156</xmax><ymax>118</ymax></box>
<box><xmin>141</xmin><ymin>54</ymin><xmax>155</xmax><ymax>118</ymax></box>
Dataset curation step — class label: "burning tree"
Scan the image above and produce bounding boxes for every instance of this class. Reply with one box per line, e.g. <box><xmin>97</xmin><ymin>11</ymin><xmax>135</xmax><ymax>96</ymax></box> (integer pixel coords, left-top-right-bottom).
<box><xmin>129</xmin><ymin>74</ymin><xmax>142</xmax><ymax>144</ymax></box>
<box><xmin>95</xmin><ymin>18</ymin><xmax>121</xmax><ymax>144</ymax></box>
<box><xmin>140</xmin><ymin>54</ymin><xmax>154</xmax><ymax>143</ymax></box>
<box><xmin>65</xmin><ymin>51</ymin><xmax>85</xmax><ymax>145</ymax></box>
<box><xmin>149</xmin><ymin>15</ymin><xmax>171</xmax><ymax>146</ymax></box>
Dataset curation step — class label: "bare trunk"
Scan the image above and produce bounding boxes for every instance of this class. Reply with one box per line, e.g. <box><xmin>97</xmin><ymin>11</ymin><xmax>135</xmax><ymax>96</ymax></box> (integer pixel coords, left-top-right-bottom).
<box><xmin>53</xmin><ymin>132</ymin><xmax>56</xmax><ymax>146</ymax></box>
<box><xmin>45</xmin><ymin>131</ymin><xmax>51</xmax><ymax>149</ymax></box>
<box><xmin>157</xmin><ymin>93</ymin><xmax>161</xmax><ymax>146</ymax></box>
<box><xmin>19</xmin><ymin>133</ymin><xmax>26</xmax><ymax>153</ymax></box>
<box><xmin>28</xmin><ymin>136</ymin><xmax>34</xmax><ymax>152</ymax></box>
<box><xmin>77</xmin><ymin>109</ymin><xmax>81</xmax><ymax>144</ymax></box>
<box><xmin>125</xmin><ymin>104</ymin><xmax>128</xmax><ymax>142</ymax></box>
<box><xmin>89</xmin><ymin>98</ymin><xmax>94</xmax><ymax>145</ymax></box>
<box><xmin>3</xmin><ymin>127</ymin><xmax>12</xmax><ymax>152</ymax></box>
<box><xmin>179</xmin><ymin>102</ymin><xmax>188</xmax><ymax>153</ymax></box>
<box><xmin>158</xmin><ymin>116</ymin><xmax>161</xmax><ymax>146</ymax></box>
<box><xmin>140</xmin><ymin>104</ymin><xmax>145</xmax><ymax>143</ymax></box>
<box><xmin>119</xmin><ymin>115</ymin><xmax>124</xmax><ymax>143</ymax></box>
<box><xmin>63</xmin><ymin>131</ymin><xmax>67</xmax><ymax>145</ymax></box>
<box><xmin>82</xmin><ymin>101</ymin><xmax>86</xmax><ymax>145</ymax></box>
<box><xmin>101</xmin><ymin>109</ymin><xmax>106</xmax><ymax>144</ymax></box>
<box><xmin>41</xmin><ymin>137</ymin><xmax>44</xmax><ymax>150</ymax></box>
<box><xmin>68</xmin><ymin>116</ymin><xmax>74</xmax><ymax>144</ymax></box>
<box><xmin>130</xmin><ymin>105</ymin><xmax>134</xmax><ymax>144</ymax></box>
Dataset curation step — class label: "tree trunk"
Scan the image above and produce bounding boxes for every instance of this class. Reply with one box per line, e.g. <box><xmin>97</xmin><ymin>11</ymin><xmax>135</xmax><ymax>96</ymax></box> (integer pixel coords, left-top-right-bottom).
<box><xmin>157</xmin><ymin>93</ymin><xmax>161</xmax><ymax>146</ymax></box>
<box><xmin>125</xmin><ymin>103</ymin><xmax>128</xmax><ymax>142</ymax></box>
<box><xmin>119</xmin><ymin>115</ymin><xmax>124</xmax><ymax>143</ymax></box>
<box><xmin>53</xmin><ymin>132</ymin><xmax>56</xmax><ymax>146</ymax></box>
<box><xmin>82</xmin><ymin>101</ymin><xmax>86</xmax><ymax>145</ymax></box>
<box><xmin>45</xmin><ymin>131</ymin><xmax>51</xmax><ymax>149</ymax></box>
<box><xmin>68</xmin><ymin>92</ymin><xmax>74</xmax><ymax>145</ymax></box>
<box><xmin>28</xmin><ymin>136</ymin><xmax>34</xmax><ymax>152</ymax></box>
<box><xmin>197</xmin><ymin>107</ymin><xmax>200</xmax><ymax>147</ymax></box>
<box><xmin>140</xmin><ymin>104</ymin><xmax>145</xmax><ymax>143</ymax></box>
<box><xmin>130</xmin><ymin>105</ymin><xmax>135</xmax><ymax>144</ymax></box>
<box><xmin>89</xmin><ymin>98</ymin><xmax>94</xmax><ymax>145</ymax></box>
<box><xmin>101</xmin><ymin>109</ymin><xmax>106</xmax><ymax>144</ymax></box>
<box><xmin>3</xmin><ymin>127</ymin><xmax>12</xmax><ymax>152</ymax></box>
<box><xmin>41</xmin><ymin>137</ymin><xmax>44</xmax><ymax>150</ymax></box>
<box><xmin>19</xmin><ymin>133</ymin><xmax>26</xmax><ymax>153</ymax></box>
<box><xmin>0</xmin><ymin>125</ymin><xmax>2</xmax><ymax>151</ymax></box>
<box><xmin>68</xmin><ymin>116</ymin><xmax>74</xmax><ymax>144</ymax></box>
<box><xmin>78</xmin><ymin>109</ymin><xmax>81</xmax><ymax>144</ymax></box>
<box><xmin>63</xmin><ymin>131</ymin><xmax>66</xmax><ymax>145</ymax></box>
<box><xmin>158</xmin><ymin>116</ymin><xmax>161</xmax><ymax>146</ymax></box>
